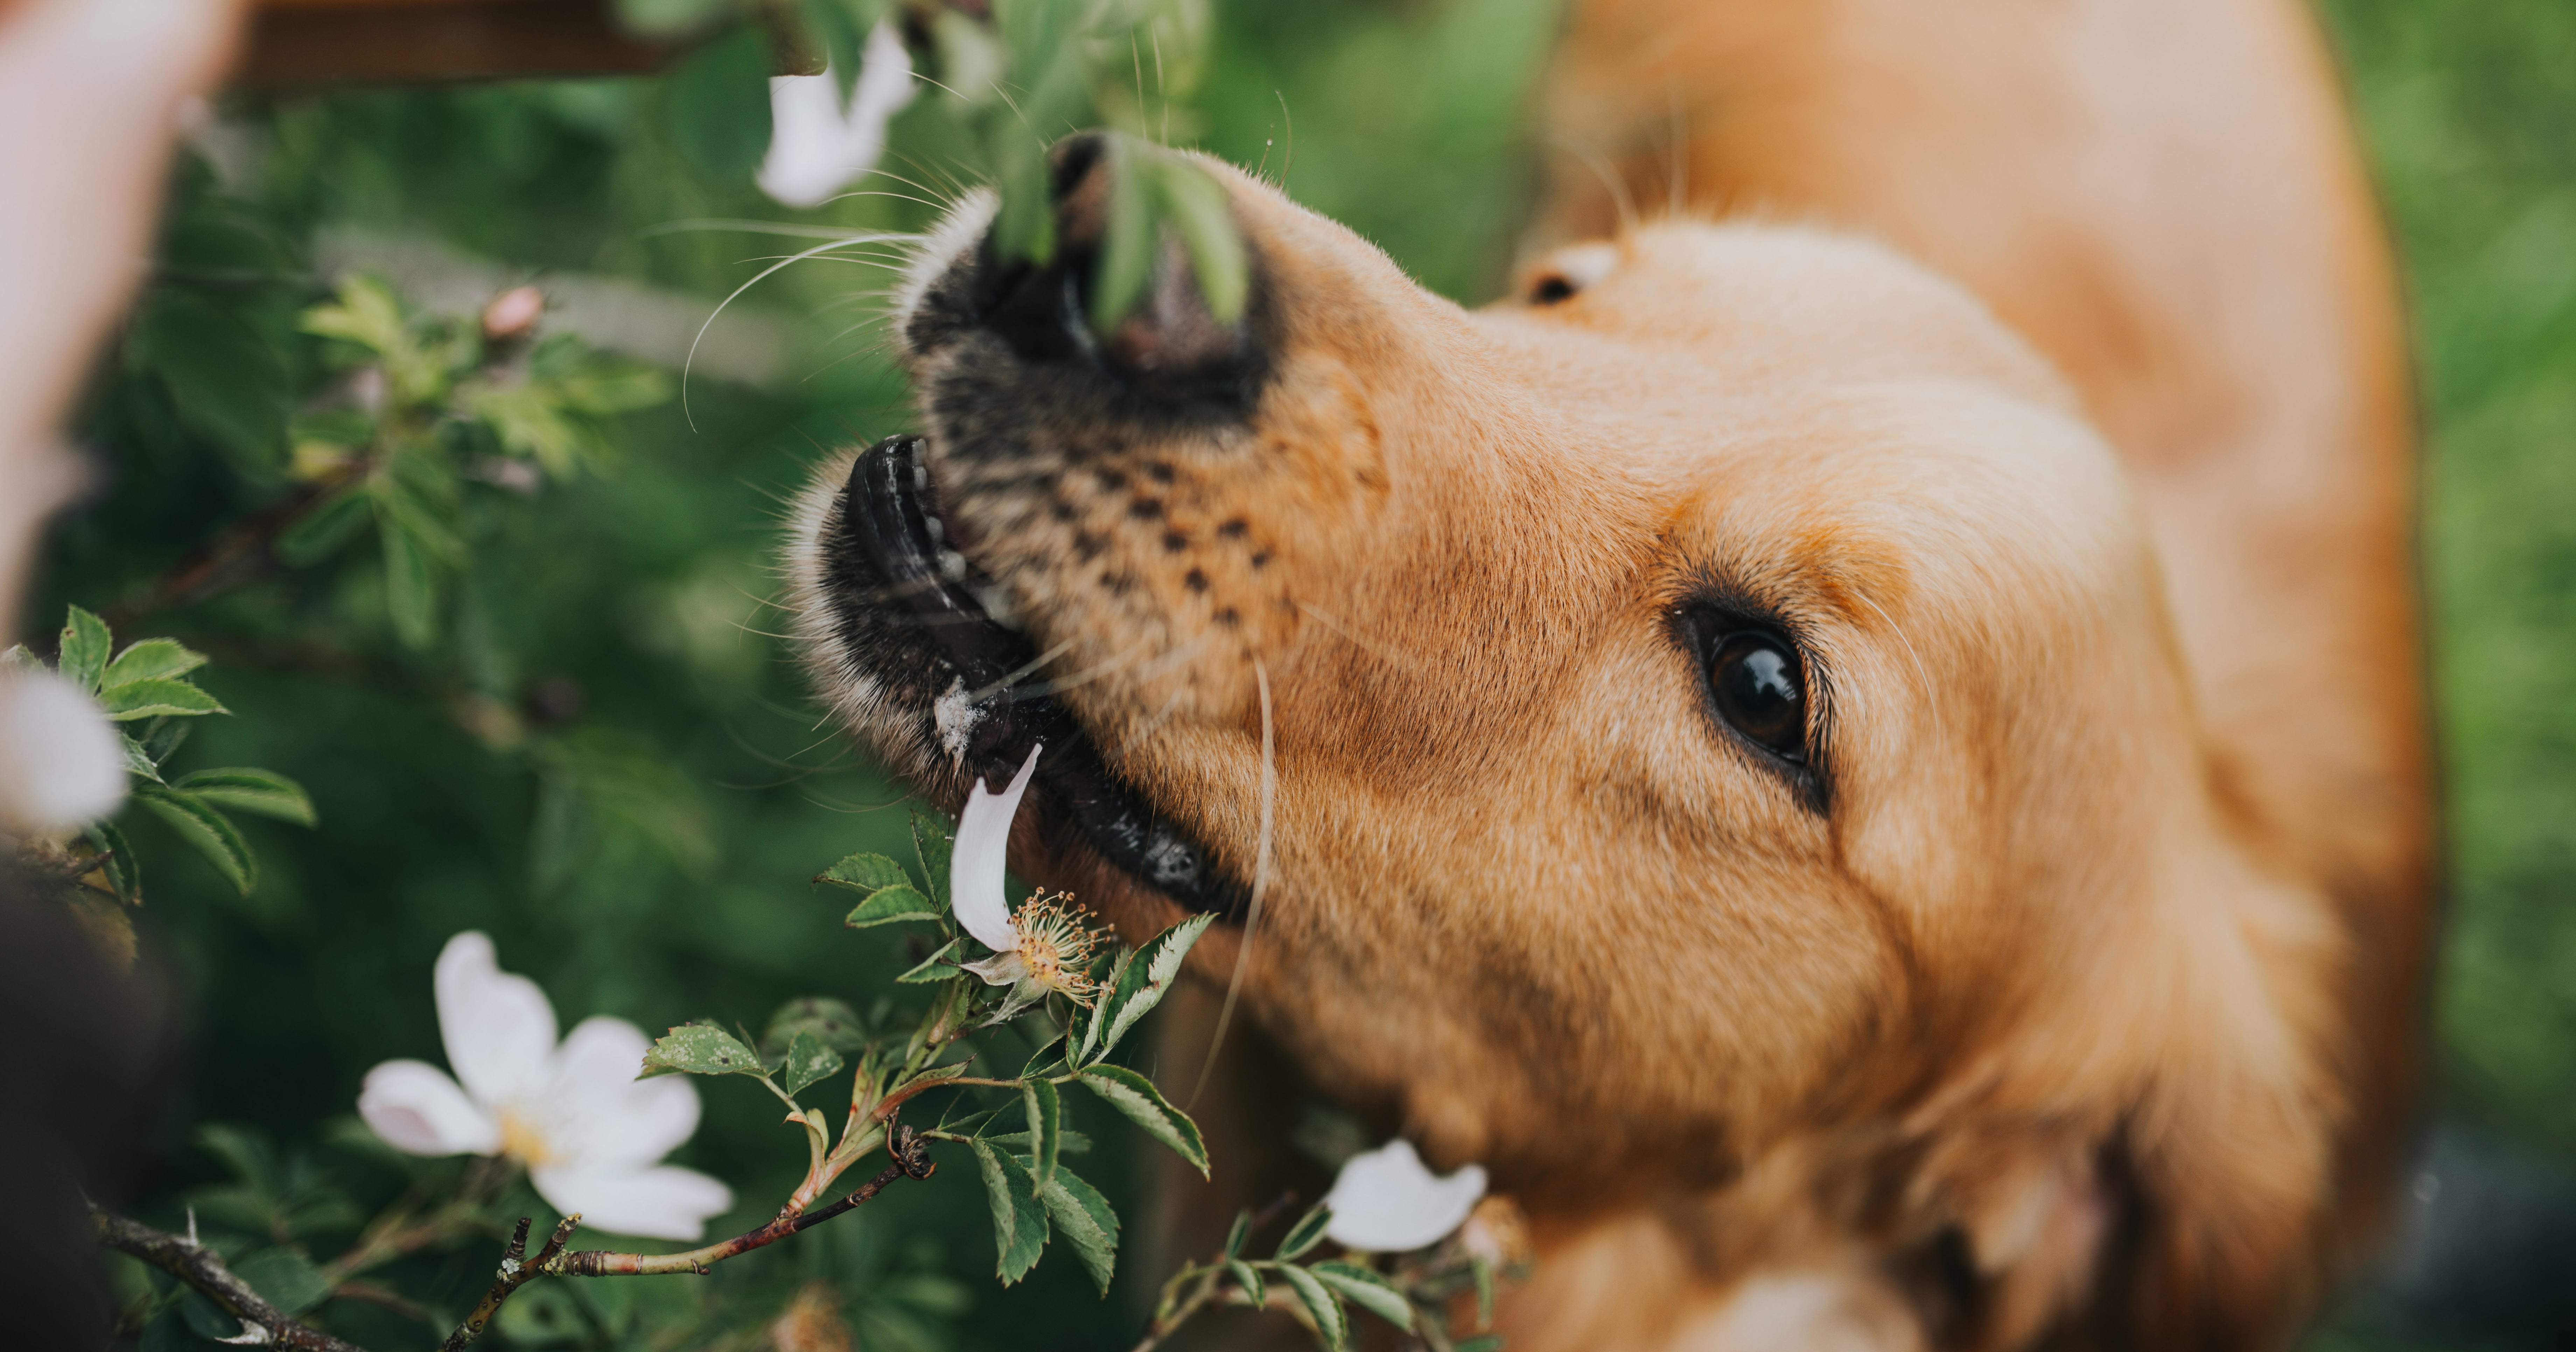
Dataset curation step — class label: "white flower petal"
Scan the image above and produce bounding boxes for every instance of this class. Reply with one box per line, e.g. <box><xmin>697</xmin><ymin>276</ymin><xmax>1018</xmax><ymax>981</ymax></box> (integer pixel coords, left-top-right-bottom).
<box><xmin>0</xmin><ymin>669</ymin><xmax>129</xmax><ymax>833</ymax></box>
<box><xmin>531</xmin><ymin>1163</ymin><xmax>733</xmax><ymax>1242</ymax></box>
<box><xmin>434</xmin><ymin>932</ymin><xmax>559</xmax><ymax>1110</ymax></box>
<box><xmin>1321</xmin><ymin>1139</ymin><xmax>1489</xmax><ymax>1253</ymax></box>
<box><xmin>538</xmin><ymin>1015</ymin><xmax>702</xmax><ymax>1170</ymax></box>
<box><xmin>756</xmin><ymin>20</ymin><xmax>916</xmax><ymax>209</ymax></box>
<box><xmin>951</xmin><ymin>741</ymin><xmax>1042</xmax><ymax>952</ymax></box>
<box><xmin>358</xmin><ymin>1059</ymin><xmax>501</xmax><ymax>1156</ymax></box>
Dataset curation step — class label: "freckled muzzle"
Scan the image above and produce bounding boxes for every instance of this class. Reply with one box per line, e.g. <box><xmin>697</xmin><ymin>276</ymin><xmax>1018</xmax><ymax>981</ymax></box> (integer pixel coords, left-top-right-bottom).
<box><xmin>828</xmin><ymin>433</ymin><xmax>1250</xmax><ymax>919</ymax></box>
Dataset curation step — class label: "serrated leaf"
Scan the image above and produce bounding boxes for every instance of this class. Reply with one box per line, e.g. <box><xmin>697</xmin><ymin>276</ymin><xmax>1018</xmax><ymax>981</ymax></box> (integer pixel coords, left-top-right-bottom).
<box><xmin>234</xmin><ymin>1249</ymin><xmax>330</xmax><ymax>1316</ymax></box>
<box><xmin>845</xmin><ymin>884</ymin><xmax>940</xmax><ymax>929</ymax></box>
<box><xmin>1274</xmin><ymin>1263</ymin><xmax>1348</xmax><ymax>1350</ymax></box>
<box><xmin>99</xmin><ymin>677</ymin><xmax>226</xmax><ymax>721</ymax></box>
<box><xmin>1080</xmin><ymin>912</ymin><xmax>1213</xmax><ymax>1063</ymax></box>
<box><xmin>780</xmin><ymin>1030</ymin><xmax>844</xmax><ymax>1097</ymax></box>
<box><xmin>763</xmin><ymin>996</ymin><xmax>869</xmax><ymax>1054</ymax></box>
<box><xmin>639</xmin><ymin>1022</ymin><xmax>769</xmax><ymax>1079</ymax></box>
<box><xmin>1228</xmin><ymin>1258</ymin><xmax>1266</xmax><ymax>1307</ymax></box>
<box><xmin>1023</xmin><ymin>1077</ymin><xmax>1061</xmax><ymax>1187</ymax></box>
<box><xmin>1038</xmin><ymin>1164</ymin><xmax>1120</xmax><ymax>1294</ymax></box>
<box><xmin>85</xmin><ymin>821</ymin><xmax>140</xmax><ymax>906</ymax></box>
<box><xmin>1313</xmin><ymin>1262</ymin><xmax>1414</xmax><ymax>1332</ymax></box>
<box><xmin>102</xmin><ymin>638</ymin><xmax>207</xmax><ymax>688</ymax></box>
<box><xmin>142</xmin><ymin>718</ymin><xmax>190</xmax><ymax>764</ymax></box>
<box><xmin>1276</xmin><ymin>1202</ymin><xmax>1332</xmax><ymax>1261</ymax></box>
<box><xmin>968</xmin><ymin>1139</ymin><xmax>1051</xmax><ymax>1284</ymax></box>
<box><xmin>176</xmin><ymin>768</ymin><xmax>316</xmax><ymax>828</ymax></box>
<box><xmin>275</xmin><ymin>489</ymin><xmax>374</xmax><ymax>566</ymax></box>
<box><xmin>1074</xmin><ymin>1064</ymin><xmax>1208</xmax><ymax>1177</ymax></box>
<box><xmin>120</xmin><ymin>735</ymin><xmax>163</xmax><ymax>783</ymax></box>
<box><xmin>58</xmin><ymin>607</ymin><xmax>112</xmax><ymax>692</ymax></box>
<box><xmin>909</xmin><ymin>812</ymin><xmax>954</xmax><ymax>908</ymax></box>
<box><xmin>818</xmin><ymin>851</ymin><xmax>911</xmax><ymax>894</ymax></box>
<box><xmin>982</xmin><ymin>1126</ymin><xmax>1090</xmax><ymax>1156</ymax></box>
<box><xmin>134</xmin><ymin>784</ymin><xmax>253</xmax><ymax>895</ymax></box>
<box><xmin>1154</xmin><ymin>157</ymin><xmax>1248</xmax><ymax>323</ymax></box>
<box><xmin>1224</xmin><ymin>1208</ymin><xmax>1254</xmax><ymax>1259</ymax></box>
<box><xmin>300</xmin><ymin>275</ymin><xmax>406</xmax><ymax>355</ymax></box>
<box><xmin>896</xmin><ymin>937</ymin><xmax>960</xmax><ymax>984</ymax></box>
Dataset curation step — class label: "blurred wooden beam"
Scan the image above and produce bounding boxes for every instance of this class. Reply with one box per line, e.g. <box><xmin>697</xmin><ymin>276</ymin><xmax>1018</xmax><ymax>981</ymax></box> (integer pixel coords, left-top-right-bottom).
<box><xmin>239</xmin><ymin>0</ymin><xmax>677</xmax><ymax>87</ymax></box>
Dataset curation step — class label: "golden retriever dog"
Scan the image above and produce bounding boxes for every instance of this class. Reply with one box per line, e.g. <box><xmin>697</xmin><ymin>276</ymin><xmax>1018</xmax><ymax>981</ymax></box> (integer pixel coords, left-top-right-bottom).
<box><xmin>784</xmin><ymin>0</ymin><xmax>2432</xmax><ymax>1346</ymax></box>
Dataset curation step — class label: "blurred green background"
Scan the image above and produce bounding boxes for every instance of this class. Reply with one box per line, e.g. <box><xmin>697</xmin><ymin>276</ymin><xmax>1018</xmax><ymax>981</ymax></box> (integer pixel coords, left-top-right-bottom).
<box><xmin>33</xmin><ymin>0</ymin><xmax>2576</xmax><ymax>1347</ymax></box>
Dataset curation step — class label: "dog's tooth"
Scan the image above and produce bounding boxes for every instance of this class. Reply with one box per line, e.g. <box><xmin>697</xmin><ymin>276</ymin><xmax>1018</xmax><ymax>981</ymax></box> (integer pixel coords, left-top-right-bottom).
<box><xmin>912</xmin><ymin>464</ymin><xmax>929</xmax><ymax>491</ymax></box>
<box><xmin>971</xmin><ymin>584</ymin><xmax>1023</xmax><ymax>631</ymax></box>
<box><xmin>940</xmin><ymin>548</ymin><xmax>968</xmax><ymax>581</ymax></box>
<box><xmin>923</xmin><ymin>514</ymin><xmax>946</xmax><ymax>544</ymax></box>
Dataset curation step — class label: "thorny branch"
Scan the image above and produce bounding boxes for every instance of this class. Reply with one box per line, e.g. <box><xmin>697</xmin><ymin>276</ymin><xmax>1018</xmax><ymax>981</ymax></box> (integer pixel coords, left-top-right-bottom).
<box><xmin>91</xmin><ymin>1201</ymin><xmax>365</xmax><ymax>1352</ymax></box>
<box><xmin>436</xmin><ymin>1214</ymin><xmax>579</xmax><ymax>1352</ymax></box>
<box><xmin>547</xmin><ymin>1124</ymin><xmax>936</xmax><ymax>1277</ymax></box>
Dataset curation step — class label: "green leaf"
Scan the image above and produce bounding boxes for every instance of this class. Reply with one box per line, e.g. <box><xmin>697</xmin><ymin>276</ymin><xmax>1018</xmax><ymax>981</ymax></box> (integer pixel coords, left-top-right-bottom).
<box><xmin>1080</xmin><ymin>912</ymin><xmax>1213</xmax><ymax>1063</ymax></box>
<box><xmin>276</xmin><ymin>488</ymin><xmax>375</xmax><ymax>566</ymax></box>
<box><xmin>779</xmin><ymin>1030</ymin><xmax>844</xmax><ymax>1097</ymax></box>
<box><xmin>763</xmin><ymin>996</ymin><xmax>869</xmax><ymax>1054</ymax></box>
<box><xmin>142</xmin><ymin>717</ymin><xmax>190</xmax><ymax>764</ymax></box>
<box><xmin>101</xmin><ymin>638</ymin><xmax>207</xmax><ymax>688</ymax></box>
<box><xmin>1452</xmin><ymin>1338</ymin><xmax>1506</xmax><ymax>1352</ymax></box>
<box><xmin>300</xmin><ymin>275</ymin><xmax>407</xmax><ymax>355</ymax></box>
<box><xmin>818</xmin><ymin>851</ymin><xmax>912</xmax><ymax>893</ymax></box>
<box><xmin>378</xmin><ymin>502</ymin><xmax>444</xmax><ymax>650</ymax></box>
<box><xmin>909</xmin><ymin>812</ymin><xmax>954</xmax><ymax>907</ymax></box>
<box><xmin>1274</xmin><ymin>1263</ymin><xmax>1349</xmax><ymax>1350</ymax></box>
<box><xmin>666</xmin><ymin>27</ymin><xmax>775</xmax><ymax>183</ymax></box>
<box><xmin>234</xmin><ymin>1248</ymin><xmax>331</xmax><ymax>1316</ymax></box>
<box><xmin>98</xmin><ymin>678</ymin><xmax>225</xmax><ymax>721</ymax></box>
<box><xmin>896</xmin><ymin>937</ymin><xmax>960</xmax><ymax>983</ymax></box>
<box><xmin>176</xmin><ymin>768</ymin><xmax>316</xmax><ymax>828</ymax></box>
<box><xmin>85</xmin><ymin>821</ymin><xmax>140</xmax><ymax>906</ymax></box>
<box><xmin>968</xmin><ymin>1139</ymin><xmax>1051</xmax><ymax>1285</ymax></box>
<box><xmin>1074</xmin><ymin>1064</ymin><xmax>1208</xmax><ymax>1177</ymax></box>
<box><xmin>1313</xmin><ymin>1262</ymin><xmax>1415</xmax><ymax>1332</ymax></box>
<box><xmin>1223</xmin><ymin>1208</ymin><xmax>1253</xmax><ymax>1259</ymax></box>
<box><xmin>639</xmin><ymin>1022</ymin><xmax>769</xmax><ymax>1079</ymax></box>
<box><xmin>57</xmin><ymin>607</ymin><xmax>111</xmax><ymax>692</ymax></box>
<box><xmin>1038</xmin><ymin>1164</ymin><xmax>1120</xmax><ymax>1295</ymax></box>
<box><xmin>1023</xmin><ymin>1077</ymin><xmax>1061</xmax><ymax>1187</ymax></box>
<box><xmin>845</xmin><ymin>884</ymin><xmax>941</xmax><ymax>929</ymax></box>
<box><xmin>1228</xmin><ymin>1258</ymin><xmax>1266</xmax><ymax>1308</ymax></box>
<box><xmin>134</xmin><ymin>784</ymin><xmax>254</xmax><ymax>895</ymax></box>
<box><xmin>119</xmin><ymin>735</ymin><xmax>162</xmax><ymax>783</ymax></box>
<box><xmin>982</xmin><ymin>1126</ymin><xmax>1090</xmax><ymax>1156</ymax></box>
<box><xmin>1091</xmin><ymin>135</ymin><xmax>1156</xmax><ymax>330</ymax></box>
<box><xmin>1276</xmin><ymin>1202</ymin><xmax>1332</xmax><ymax>1261</ymax></box>
<box><xmin>1154</xmin><ymin>157</ymin><xmax>1248</xmax><ymax>323</ymax></box>
<box><xmin>131</xmin><ymin>288</ymin><xmax>289</xmax><ymax>469</ymax></box>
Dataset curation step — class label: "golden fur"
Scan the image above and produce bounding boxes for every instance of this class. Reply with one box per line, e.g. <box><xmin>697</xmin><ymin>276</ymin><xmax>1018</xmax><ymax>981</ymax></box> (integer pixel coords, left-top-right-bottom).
<box><xmin>783</xmin><ymin>1</ymin><xmax>2430</xmax><ymax>1346</ymax></box>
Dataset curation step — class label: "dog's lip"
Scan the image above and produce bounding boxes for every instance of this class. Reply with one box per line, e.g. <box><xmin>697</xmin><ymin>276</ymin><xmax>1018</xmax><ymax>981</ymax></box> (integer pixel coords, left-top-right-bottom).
<box><xmin>840</xmin><ymin>435</ymin><xmax>1251</xmax><ymax>920</ymax></box>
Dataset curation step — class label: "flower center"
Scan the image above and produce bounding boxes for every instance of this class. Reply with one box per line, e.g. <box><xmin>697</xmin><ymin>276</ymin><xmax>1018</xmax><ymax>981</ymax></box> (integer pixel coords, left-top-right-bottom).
<box><xmin>495</xmin><ymin>1105</ymin><xmax>563</xmax><ymax>1169</ymax></box>
<box><xmin>1009</xmin><ymin>892</ymin><xmax>1106</xmax><ymax>1006</ymax></box>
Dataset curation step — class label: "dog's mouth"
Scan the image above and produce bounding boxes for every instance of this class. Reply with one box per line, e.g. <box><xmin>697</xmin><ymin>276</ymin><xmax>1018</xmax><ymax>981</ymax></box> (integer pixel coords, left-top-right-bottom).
<box><xmin>834</xmin><ymin>433</ymin><xmax>1250</xmax><ymax>920</ymax></box>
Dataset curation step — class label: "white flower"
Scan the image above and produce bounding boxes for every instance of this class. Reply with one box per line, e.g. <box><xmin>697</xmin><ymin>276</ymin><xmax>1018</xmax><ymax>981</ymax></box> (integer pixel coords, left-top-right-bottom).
<box><xmin>950</xmin><ymin>742</ymin><xmax>1110</xmax><ymax>1020</ymax></box>
<box><xmin>1322</xmin><ymin>1139</ymin><xmax>1489</xmax><ymax>1253</ymax></box>
<box><xmin>357</xmin><ymin>932</ymin><xmax>733</xmax><ymax>1241</ymax></box>
<box><xmin>757</xmin><ymin>21</ymin><xmax>918</xmax><ymax>210</ymax></box>
<box><xmin>0</xmin><ymin>666</ymin><xmax>129</xmax><ymax>834</ymax></box>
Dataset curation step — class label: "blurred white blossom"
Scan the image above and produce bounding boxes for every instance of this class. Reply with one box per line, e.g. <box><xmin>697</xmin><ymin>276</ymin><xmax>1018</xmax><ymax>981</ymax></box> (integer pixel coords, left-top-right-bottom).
<box><xmin>358</xmin><ymin>931</ymin><xmax>732</xmax><ymax>1240</ymax></box>
<box><xmin>757</xmin><ymin>21</ymin><xmax>916</xmax><ymax>209</ymax></box>
<box><xmin>1322</xmin><ymin>1139</ymin><xmax>1488</xmax><ymax>1253</ymax></box>
<box><xmin>0</xmin><ymin>667</ymin><xmax>128</xmax><ymax>833</ymax></box>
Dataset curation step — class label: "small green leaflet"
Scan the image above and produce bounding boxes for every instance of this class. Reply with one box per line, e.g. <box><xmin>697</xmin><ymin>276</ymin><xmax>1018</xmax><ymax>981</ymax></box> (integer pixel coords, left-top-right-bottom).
<box><xmin>119</xmin><ymin>736</ymin><xmax>162</xmax><ymax>783</ymax></box>
<box><xmin>1312</xmin><ymin>1262</ymin><xmax>1415</xmax><ymax>1332</ymax></box>
<box><xmin>58</xmin><ymin>606</ymin><xmax>110</xmax><ymax>692</ymax></box>
<box><xmin>909</xmin><ymin>813</ymin><xmax>954</xmax><ymax>909</ymax></box>
<box><xmin>968</xmin><ymin>1140</ymin><xmax>1050</xmax><ymax>1285</ymax></box>
<box><xmin>639</xmin><ymin>1022</ymin><xmax>768</xmax><ymax>1080</ymax></box>
<box><xmin>896</xmin><ymin>937</ymin><xmax>960</xmax><ymax>984</ymax></box>
<box><xmin>1223</xmin><ymin>1209</ymin><xmax>1253</xmax><ymax>1258</ymax></box>
<box><xmin>1074</xmin><ymin>1064</ymin><xmax>1208</xmax><ymax>1177</ymax></box>
<box><xmin>1273</xmin><ymin>1263</ymin><xmax>1349</xmax><ymax>1351</ymax></box>
<box><xmin>817</xmin><ymin>851</ymin><xmax>910</xmax><ymax>893</ymax></box>
<box><xmin>176</xmin><ymin>768</ymin><xmax>316</xmax><ymax>828</ymax></box>
<box><xmin>275</xmin><ymin>488</ymin><xmax>373</xmax><ymax>566</ymax></box>
<box><xmin>844</xmin><ymin>885</ymin><xmax>939</xmax><ymax>929</ymax></box>
<box><xmin>134</xmin><ymin>784</ymin><xmax>253</xmax><ymax>895</ymax></box>
<box><xmin>1022</xmin><ymin>1077</ymin><xmax>1061</xmax><ymax>1187</ymax></box>
<box><xmin>85</xmin><ymin>821</ymin><xmax>140</xmax><ymax>906</ymax></box>
<box><xmin>779</xmin><ymin>1030</ymin><xmax>843</xmax><ymax>1097</ymax></box>
<box><xmin>233</xmin><ymin>1248</ymin><xmax>331</xmax><ymax>1316</ymax></box>
<box><xmin>1227</xmin><ymin>1259</ymin><xmax>1266</xmax><ymax>1308</ymax></box>
<box><xmin>98</xmin><ymin>678</ymin><xmax>225</xmax><ymax>721</ymax></box>
<box><xmin>763</xmin><ymin>996</ymin><xmax>868</xmax><ymax>1053</ymax></box>
<box><xmin>1037</xmin><ymin>1165</ymin><xmax>1120</xmax><ymax>1295</ymax></box>
<box><xmin>100</xmin><ymin>638</ymin><xmax>207</xmax><ymax>688</ymax></box>
<box><xmin>981</xmin><ymin>1126</ymin><xmax>1090</xmax><ymax>1156</ymax></box>
<box><xmin>1079</xmin><ymin>912</ymin><xmax>1213</xmax><ymax>1064</ymax></box>
<box><xmin>1276</xmin><ymin>1202</ymin><xmax>1332</xmax><ymax>1261</ymax></box>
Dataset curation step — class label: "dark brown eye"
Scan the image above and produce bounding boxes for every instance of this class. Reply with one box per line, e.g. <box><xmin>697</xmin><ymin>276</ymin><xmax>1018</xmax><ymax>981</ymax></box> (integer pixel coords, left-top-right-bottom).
<box><xmin>1709</xmin><ymin>632</ymin><xmax>1807</xmax><ymax>758</ymax></box>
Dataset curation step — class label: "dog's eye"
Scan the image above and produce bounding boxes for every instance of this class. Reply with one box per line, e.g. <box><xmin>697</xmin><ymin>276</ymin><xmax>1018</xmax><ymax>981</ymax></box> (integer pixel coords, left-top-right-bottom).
<box><xmin>1708</xmin><ymin>632</ymin><xmax>1807</xmax><ymax>758</ymax></box>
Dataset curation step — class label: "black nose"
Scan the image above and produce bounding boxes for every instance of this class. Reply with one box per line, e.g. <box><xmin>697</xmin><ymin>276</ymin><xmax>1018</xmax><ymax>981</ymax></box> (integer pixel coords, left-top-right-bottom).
<box><xmin>968</xmin><ymin>132</ymin><xmax>1250</xmax><ymax>405</ymax></box>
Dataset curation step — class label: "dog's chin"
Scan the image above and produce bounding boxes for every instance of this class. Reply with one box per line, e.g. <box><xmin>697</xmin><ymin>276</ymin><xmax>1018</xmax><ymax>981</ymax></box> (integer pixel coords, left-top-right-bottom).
<box><xmin>787</xmin><ymin>431</ymin><xmax>1251</xmax><ymax>924</ymax></box>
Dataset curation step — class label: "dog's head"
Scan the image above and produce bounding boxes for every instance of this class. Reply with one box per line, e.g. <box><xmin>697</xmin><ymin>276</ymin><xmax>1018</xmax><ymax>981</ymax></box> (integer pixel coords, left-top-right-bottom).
<box><xmin>787</xmin><ymin>138</ymin><xmax>2336</xmax><ymax>1346</ymax></box>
